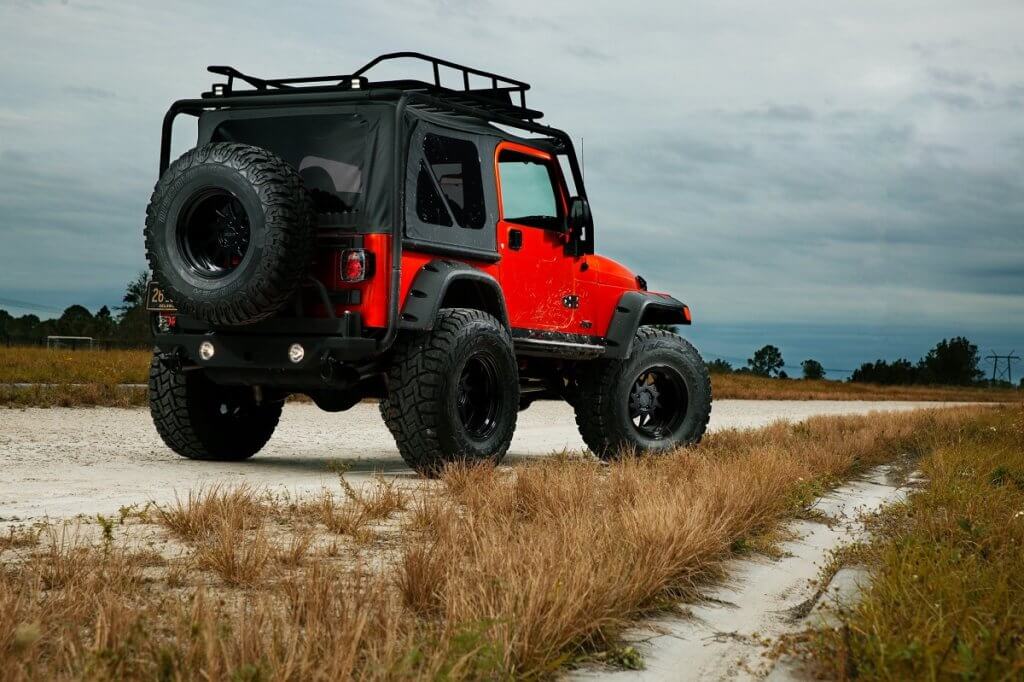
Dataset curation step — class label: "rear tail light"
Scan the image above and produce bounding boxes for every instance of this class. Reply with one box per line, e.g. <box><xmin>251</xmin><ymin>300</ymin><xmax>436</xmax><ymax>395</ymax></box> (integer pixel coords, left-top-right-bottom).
<box><xmin>340</xmin><ymin>249</ymin><xmax>373</xmax><ymax>282</ymax></box>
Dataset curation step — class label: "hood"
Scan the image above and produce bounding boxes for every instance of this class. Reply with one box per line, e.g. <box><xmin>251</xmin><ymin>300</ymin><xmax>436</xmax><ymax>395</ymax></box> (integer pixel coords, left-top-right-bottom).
<box><xmin>584</xmin><ymin>254</ymin><xmax>640</xmax><ymax>289</ymax></box>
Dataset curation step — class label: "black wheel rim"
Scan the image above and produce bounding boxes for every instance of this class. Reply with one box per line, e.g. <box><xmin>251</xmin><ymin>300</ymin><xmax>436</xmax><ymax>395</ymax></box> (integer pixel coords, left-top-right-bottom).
<box><xmin>456</xmin><ymin>352</ymin><xmax>501</xmax><ymax>441</ymax></box>
<box><xmin>628</xmin><ymin>365</ymin><xmax>689</xmax><ymax>440</ymax></box>
<box><xmin>178</xmin><ymin>189</ymin><xmax>251</xmax><ymax>279</ymax></box>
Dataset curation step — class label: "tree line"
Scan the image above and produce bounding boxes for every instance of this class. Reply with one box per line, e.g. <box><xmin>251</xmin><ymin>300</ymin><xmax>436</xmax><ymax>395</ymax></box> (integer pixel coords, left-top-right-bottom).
<box><xmin>0</xmin><ymin>273</ymin><xmax>150</xmax><ymax>348</ymax></box>
<box><xmin>705</xmin><ymin>337</ymin><xmax>1019</xmax><ymax>388</ymax></box>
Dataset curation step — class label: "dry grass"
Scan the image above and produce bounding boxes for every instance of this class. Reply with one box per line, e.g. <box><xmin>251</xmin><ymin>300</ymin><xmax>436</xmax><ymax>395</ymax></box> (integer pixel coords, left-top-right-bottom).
<box><xmin>0</xmin><ymin>346</ymin><xmax>148</xmax><ymax>408</ymax></box>
<box><xmin>299</xmin><ymin>476</ymin><xmax>407</xmax><ymax>540</ymax></box>
<box><xmin>154</xmin><ymin>485</ymin><xmax>266</xmax><ymax>542</ymax></box>
<box><xmin>0</xmin><ymin>346</ymin><xmax>149</xmax><ymax>384</ymax></box>
<box><xmin>0</xmin><ymin>383</ymin><xmax>147</xmax><ymax>408</ymax></box>
<box><xmin>712</xmin><ymin>372</ymin><xmax>1017</xmax><ymax>402</ymax></box>
<box><xmin>275</xmin><ymin>527</ymin><xmax>314</xmax><ymax>567</ymax></box>
<box><xmin>194</xmin><ymin>518</ymin><xmax>273</xmax><ymax>586</ymax></box>
<box><xmin>0</xmin><ymin>526</ymin><xmax>40</xmax><ymax>552</ymax></box>
<box><xmin>0</xmin><ymin>405</ymin><xmax>1013</xmax><ymax>680</ymax></box>
<box><xmin>786</xmin><ymin>405</ymin><xmax>1024</xmax><ymax>679</ymax></box>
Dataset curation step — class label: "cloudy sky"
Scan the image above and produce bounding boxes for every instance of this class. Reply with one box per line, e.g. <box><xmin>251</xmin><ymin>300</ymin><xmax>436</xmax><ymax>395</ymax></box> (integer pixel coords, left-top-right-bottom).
<box><xmin>1</xmin><ymin>0</ymin><xmax>1022</xmax><ymax>375</ymax></box>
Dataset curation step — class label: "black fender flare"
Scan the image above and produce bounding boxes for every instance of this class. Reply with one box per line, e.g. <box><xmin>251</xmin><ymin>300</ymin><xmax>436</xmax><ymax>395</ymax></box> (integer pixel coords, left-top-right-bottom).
<box><xmin>399</xmin><ymin>259</ymin><xmax>509</xmax><ymax>331</ymax></box>
<box><xmin>603</xmin><ymin>291</ymin><xmax>691</xmax><ymax>359</ymax></box>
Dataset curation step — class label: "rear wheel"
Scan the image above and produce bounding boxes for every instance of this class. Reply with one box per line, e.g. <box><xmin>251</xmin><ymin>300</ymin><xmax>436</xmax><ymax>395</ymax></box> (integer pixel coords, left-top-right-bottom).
<box><xmin>148</xmin><ymin>354</ymin><xmax>282</xmax><ymax>461</ymax></box>
<box><xmin>380</xmin><ymin>309</ymin><xmax>518</xmax><ymax>476</ymax></box>
<box><xmin>574</xmin><ymin>328</ymin><xmax>711</xmax><ymax>460</ymax></box>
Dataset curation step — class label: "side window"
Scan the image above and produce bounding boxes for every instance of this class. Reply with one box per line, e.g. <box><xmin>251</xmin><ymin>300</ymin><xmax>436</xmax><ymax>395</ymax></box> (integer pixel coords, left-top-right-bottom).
<box><xmin>415</xmin><ymin>133</ymin><xmax>486</xmax><ymax>229</ymax></box>
<box><xmin>497</xmin><ymin>149</ymin><xmax>562</xmax><ymax>230</ymax></box>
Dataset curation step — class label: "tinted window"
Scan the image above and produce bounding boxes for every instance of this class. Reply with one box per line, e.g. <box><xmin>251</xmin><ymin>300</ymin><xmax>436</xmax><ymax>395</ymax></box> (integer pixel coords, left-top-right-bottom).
<box><xmin>415</xmin><ymin>133</ymin><xmax>486</xmax><ymax>229</ymax></box>
<box><xmin>498</xmin><ymin>150</ymin><xmax>561</xmax><ymax>229</ymax></box>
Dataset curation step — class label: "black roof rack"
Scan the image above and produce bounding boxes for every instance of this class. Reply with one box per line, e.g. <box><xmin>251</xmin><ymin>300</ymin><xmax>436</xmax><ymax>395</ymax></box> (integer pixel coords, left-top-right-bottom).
<box><xmin>202</xmin><ymin>52</ymin><xmax>542</xmax><ymax>121</ymax></box>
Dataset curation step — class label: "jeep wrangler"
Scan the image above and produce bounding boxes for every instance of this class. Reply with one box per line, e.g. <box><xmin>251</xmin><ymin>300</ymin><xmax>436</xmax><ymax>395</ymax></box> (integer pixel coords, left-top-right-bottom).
<box><xmin>145</xmin><ymin>52</ymin><xmax>712</xmax><ymax>475</ymax></box>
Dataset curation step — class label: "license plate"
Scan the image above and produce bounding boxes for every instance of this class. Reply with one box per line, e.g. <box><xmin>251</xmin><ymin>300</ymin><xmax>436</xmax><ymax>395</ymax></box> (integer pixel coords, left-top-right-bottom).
<box><xmin>146</xmin><ymin>282</ymin><xmax>177</xmax><ymax>312</ymax></box>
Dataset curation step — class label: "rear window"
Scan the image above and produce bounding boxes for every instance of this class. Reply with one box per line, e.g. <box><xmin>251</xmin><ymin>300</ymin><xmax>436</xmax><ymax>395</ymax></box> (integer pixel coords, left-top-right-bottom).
<box><xmin>212</xmin><ymin>114</ymin><xmax>368</xmax><ymax>213</ymax></box>
<box><xmin>415</xmin><ymin>133</ymin><xmax>486</xmax><ymax>230</ymax></box>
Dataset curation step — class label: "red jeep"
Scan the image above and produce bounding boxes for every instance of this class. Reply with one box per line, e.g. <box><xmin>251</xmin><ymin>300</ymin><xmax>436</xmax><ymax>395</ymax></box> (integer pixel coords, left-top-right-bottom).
<box><xmin>146</xmin><ymin>53</ymin><xmax>712</xmax><ymax>474</ymax></box>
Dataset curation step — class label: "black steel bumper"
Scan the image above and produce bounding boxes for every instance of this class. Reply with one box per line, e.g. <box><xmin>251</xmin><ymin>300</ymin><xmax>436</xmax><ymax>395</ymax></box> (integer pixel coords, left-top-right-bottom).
<box><xmin>154</xmin><ymin>314</ymin><xmax>380</xmax><ymax>387</ymax></box>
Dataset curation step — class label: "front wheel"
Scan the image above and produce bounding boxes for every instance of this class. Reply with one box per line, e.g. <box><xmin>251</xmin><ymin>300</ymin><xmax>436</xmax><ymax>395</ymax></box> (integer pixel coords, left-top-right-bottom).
<box><xmin>574</xmin><ymin>328</ymin><xmax>712</xmax><ymax>460</ymax></box>
<box><xmin>149</xmin><ymin>354</ymin><xmax>283</xmax><ymax>460</ymax></box>
<box><xmin>380</xmin><ymin>309</ymin><xmax>518</xmax><ymax>476</ymax></box>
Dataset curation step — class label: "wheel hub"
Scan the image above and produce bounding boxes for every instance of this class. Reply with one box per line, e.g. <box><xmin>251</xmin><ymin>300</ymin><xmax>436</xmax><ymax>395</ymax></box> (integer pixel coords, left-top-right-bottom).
<box><xmin>179</xmin><ymin>190</ymin><xmax>252</xmax><ymax>278</ymax></box>
<box><xmin>456</xmin><ymin>353</ymin><xmax>501</xmax><ymax>441</ymax></box>
<box><xmin>627</xmin><ymin>367</ymin><xmax>688</xmax><ymax>440</ymax></box>
<box><xmin>630</xmin><ymin>381</ymin><xmax>660</xmax><ymax>414</ymax></box>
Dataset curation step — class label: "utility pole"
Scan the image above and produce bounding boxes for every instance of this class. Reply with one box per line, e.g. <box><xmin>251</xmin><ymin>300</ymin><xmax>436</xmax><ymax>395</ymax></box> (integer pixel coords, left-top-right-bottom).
<box><xmin>985</xmin><ymin>351</ymin><xmax>1020</xmax><ymax>384</ymax></box>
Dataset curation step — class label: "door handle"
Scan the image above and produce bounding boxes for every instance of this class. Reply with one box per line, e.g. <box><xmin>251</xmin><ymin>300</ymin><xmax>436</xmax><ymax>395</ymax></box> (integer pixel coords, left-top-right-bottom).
<box><xmin>508</xmin><ymin>228</ymin><xmax>523</xmax><ymax>250</ymax></box>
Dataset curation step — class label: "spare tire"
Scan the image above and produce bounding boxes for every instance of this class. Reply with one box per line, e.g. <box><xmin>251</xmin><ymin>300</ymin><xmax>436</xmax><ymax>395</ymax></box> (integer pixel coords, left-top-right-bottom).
<box><xmin>144</xmin><ymin>142</ymin><xmax>314</xmax><ymax>326</ymax></box>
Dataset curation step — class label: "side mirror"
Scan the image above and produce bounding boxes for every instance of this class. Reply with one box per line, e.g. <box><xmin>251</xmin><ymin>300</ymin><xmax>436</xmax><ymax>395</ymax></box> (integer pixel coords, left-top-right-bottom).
<box><xmin>568</xmin><ymin>197</ymin><xmax>593</xmax><ymax>233</ymax></box>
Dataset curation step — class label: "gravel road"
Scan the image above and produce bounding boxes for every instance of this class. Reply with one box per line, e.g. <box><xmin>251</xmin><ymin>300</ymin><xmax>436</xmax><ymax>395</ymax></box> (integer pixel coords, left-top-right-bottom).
<box><xmin>0</xmin><ymin>400</ymin><xmax>968</xmax><ymax>522</ymax></box>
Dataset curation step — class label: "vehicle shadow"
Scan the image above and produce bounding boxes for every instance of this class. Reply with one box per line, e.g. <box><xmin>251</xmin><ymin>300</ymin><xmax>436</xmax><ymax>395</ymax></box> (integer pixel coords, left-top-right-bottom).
<box><xmin>242</xmin><ymin>453</ymin><xmax>416</xmax><ymax>477</ymax></box>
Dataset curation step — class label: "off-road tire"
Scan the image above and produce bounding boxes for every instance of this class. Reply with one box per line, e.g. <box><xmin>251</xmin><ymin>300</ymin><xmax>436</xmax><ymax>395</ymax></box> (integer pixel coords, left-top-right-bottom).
<box><xmin>144</xmin><ymin>142</ymin><xmax>315</xmax><ymax>326</ymax></box>
<box><xmin>574</xmin><ymin>327</ymin><xmax>711</xmax><ymax>460</ymax></box>
<box><xmin>380</xmin><ymin>309</ymin><xmax>518</xmax><ymax>476</ymax></box>
<box><xmin>148</xmin><ymin>354</ymin><xmax>283</xmax><ymax>461</ymax></box>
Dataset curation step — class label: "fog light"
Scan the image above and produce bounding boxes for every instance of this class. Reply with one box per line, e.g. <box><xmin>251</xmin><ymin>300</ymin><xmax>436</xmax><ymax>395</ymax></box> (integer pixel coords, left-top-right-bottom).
<box><xmin>198</xmin><ymin>340</ymin><xmax>215</xmax><ymax>361</ymax></box>
<box><xmin>288</xmin><ymin>343</ymin><xmax>305</xmax><ymax>364</ymax></box>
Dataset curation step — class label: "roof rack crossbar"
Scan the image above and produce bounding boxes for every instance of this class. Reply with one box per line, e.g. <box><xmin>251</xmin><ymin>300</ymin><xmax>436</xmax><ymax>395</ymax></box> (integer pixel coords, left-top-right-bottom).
<box><xmin>206</xmin><ymin>65</ymin><xmax>363</xmax><ymax>95</ymax></box>
<box><xmin>352</xmin><ymin>52</ymin><xmax>530</xmax><ymax>110</ymax></box>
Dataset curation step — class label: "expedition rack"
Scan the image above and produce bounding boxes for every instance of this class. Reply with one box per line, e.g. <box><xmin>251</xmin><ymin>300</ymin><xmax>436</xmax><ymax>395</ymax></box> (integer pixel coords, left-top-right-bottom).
<box><xmin>202</xmin><ymin>51</ymin><xmax>542</xmax><ymax>121</ymax></box>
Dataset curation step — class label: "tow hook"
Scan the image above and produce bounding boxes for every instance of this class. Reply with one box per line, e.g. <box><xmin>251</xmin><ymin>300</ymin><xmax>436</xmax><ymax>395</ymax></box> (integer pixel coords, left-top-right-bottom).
<box><xmin>320</xmin><ymin>354</ymin><xmax>359</xmax><ymax>388</ymax></box>
<box><xmin>157</xmin><ymin>348</ymin><xmax>186</xmax><ymax>372</ymax></box>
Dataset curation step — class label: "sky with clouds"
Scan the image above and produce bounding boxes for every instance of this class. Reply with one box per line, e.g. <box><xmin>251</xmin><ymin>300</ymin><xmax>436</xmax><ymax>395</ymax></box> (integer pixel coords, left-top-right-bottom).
<box><xmin>1</xmin><ymin>0</ymin><xmax>1022</xmax><ymax>375</ymax></box>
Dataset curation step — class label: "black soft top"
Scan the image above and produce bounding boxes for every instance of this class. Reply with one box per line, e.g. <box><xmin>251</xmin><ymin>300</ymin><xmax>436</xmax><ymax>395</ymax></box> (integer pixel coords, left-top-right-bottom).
<box><xmin>161</xmin><ymin>53</ymin><xmax>586</xmax><ymax>239</ymax></box>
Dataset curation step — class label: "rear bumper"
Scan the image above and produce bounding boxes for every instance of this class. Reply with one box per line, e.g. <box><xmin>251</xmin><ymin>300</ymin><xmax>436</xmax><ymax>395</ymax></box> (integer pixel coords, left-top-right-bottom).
<box><xmin>155</xmin><ymin>332</ymin><xmax>378</xmax><ymax>370</ymax></box>
<box><xmin>154</xmin><ymin>313</ymin><xmax>380</xmax><ymax>388</ymax></box>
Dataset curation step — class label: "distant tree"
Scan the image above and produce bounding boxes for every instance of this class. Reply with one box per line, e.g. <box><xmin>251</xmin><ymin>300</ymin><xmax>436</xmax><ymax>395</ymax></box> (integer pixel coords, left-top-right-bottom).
<box><xmin>801</xmin><ymin>359</ymin><xmax>825</xmax><ymax>381</ymax></box>
<box><xmin>778</xmin><ymin>370</ymin><xmax>789</xmax><ymax>379</ymax></box>
<box><xmin>706</xmin><ymin>358</ymin><xmax>733</xmax><ymax>374</ymax></box>
<box><xmin>851</xmin><ymin>358</ymin><xmax>918</xmax><ymax>385</ymax></box>
<box><xmin>747</xmin><ymin>345</ymin><xmax>784</xmax><ymax>377</ymax></box>
<box><xmin>916</xmin><ymin>337</ymin><xmax>983</xmax><ymax>386</ymax></box>
<box><xmin>93</xmin><ymin>305</ymin><xmax>116</xmax><ymax>339</ymax></box>
<box><xmin>117</xmin><ymin>271</ymin><xmax>151</xmax><ymax>346</ymax></box>
<box><xmin>6</xmin><ymin>312</ymin><xmax>42</xmax><ymax>340</ymax></box>
<box><xmin>119</xmin><ymin>272</ymin><xmax>150</xmax><ymax>313</ymax></box>
<box><xmin>0</xmin><ymin>309</ymin><xmax>11</xmax><ymax>340</ymax></box>
<box><xmin>1</xmin><ymin>296</ymin><xmax>148</xmax><ymax>347</ymax></box>
<box><xmin>57</xmin><ymin>304</ymin><xmax>95</xmax><ymax>337</ymax></box>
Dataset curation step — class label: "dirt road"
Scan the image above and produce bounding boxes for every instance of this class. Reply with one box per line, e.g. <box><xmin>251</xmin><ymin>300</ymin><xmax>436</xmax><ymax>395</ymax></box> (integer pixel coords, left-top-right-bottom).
<box><xmin>1</xmin><ymin>400</ymin><xmax>966</xmax><ymax>522</ymax></box>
